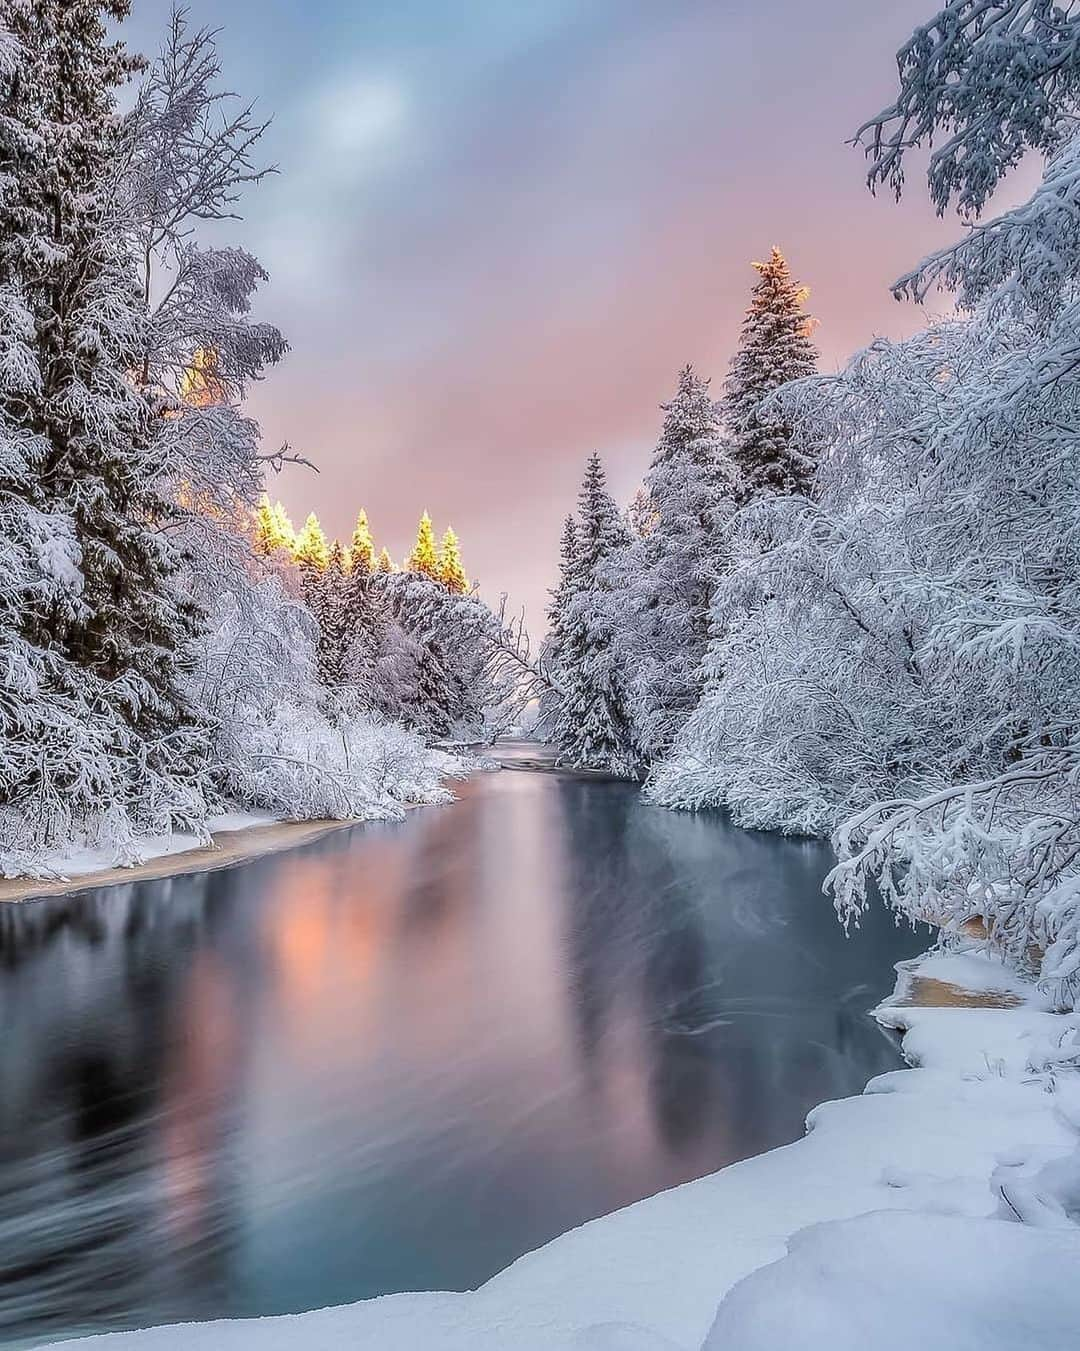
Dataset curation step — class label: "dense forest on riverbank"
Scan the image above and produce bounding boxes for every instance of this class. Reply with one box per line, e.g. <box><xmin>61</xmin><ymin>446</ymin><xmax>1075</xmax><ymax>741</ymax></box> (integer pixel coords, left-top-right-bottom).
<box><xmin>0</xmin><ymin>2</ymin><xmax>521</xmax><ymax>877</ymax></box>
<box><xmin>2</xmin><ymin>0</ymin><xmax>1079</xmax><ymax>1017</ymax></box>
<box><xmin>541</xmin><ymin>1</ymin><xmax>1080</xmax><ymax>1014</ymax></box>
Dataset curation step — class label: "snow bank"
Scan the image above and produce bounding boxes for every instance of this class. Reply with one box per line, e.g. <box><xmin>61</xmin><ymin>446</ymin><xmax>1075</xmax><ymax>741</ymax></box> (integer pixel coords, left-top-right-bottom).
<box><xmin>1</xmin><ymin>725</ymin><xmax>469</xmax><ymax>884</ymax></box>
<box><xmin>699</xmin><ymin>950</ymin><xmax>1080</xmax><ymax>1350</ymax></box>
<box><xmin>46</xmin><ymin>945</ymin><xmax>1080</xmax><ymax>1351</ymax></box>
<box><xmin>704</xmin><ymin>1211</ymin><xmax>1080</xmax><ymax>1351</ymax></box>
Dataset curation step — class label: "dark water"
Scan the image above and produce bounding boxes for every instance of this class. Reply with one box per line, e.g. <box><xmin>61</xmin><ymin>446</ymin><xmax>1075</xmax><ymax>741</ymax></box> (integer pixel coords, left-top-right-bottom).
<box><xmin>0</xmin><ymin>744</ymin><xmax>923</xmax><ymax>1347</ymax></box>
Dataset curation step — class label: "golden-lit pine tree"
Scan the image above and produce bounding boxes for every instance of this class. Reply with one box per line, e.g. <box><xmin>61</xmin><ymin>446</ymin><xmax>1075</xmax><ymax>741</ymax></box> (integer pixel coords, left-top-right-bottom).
<box><xmin>273</xmin><ymin>501</ymin><xmax>297</xmax><ymax>551</ymax></box>
<box><xmin>376</xmin><ymin>546</ymin><xmax>397</xmax><ymax>574</ymax></box>
<box><xmin>438</xmin><ymin>526</ymin><xmax>469</xmax><ymax>593</ymax></box>
<box><xmin>252</xmin><ymin>496</ymin><xmax>277</xmax><ymax>554</ymax></box>
<box><xmin>350</xmin><ymin>508</ymin><xmax>376</xmax><ymax>576</ymax></box>
<box><xmin>253</xmin><ymin>497</ymin><xmax>296</xmax><ymax>555</ymax></box>
<box><xmin>293</xmin><ymin>512</ymin><xmax>330</xmax><ymax>573</ymax></box>
<box><xmin>406</xmin><ymin>510</ymin><xmax>441</xmax><ymax>581</ymax></box>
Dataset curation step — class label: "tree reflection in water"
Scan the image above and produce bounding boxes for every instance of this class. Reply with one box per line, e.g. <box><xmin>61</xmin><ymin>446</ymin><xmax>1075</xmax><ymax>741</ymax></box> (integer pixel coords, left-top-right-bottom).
<box><xmin>0</xmin><ymin>764</ymin><xmax>923</xmax><ymax>1348</ymax></box>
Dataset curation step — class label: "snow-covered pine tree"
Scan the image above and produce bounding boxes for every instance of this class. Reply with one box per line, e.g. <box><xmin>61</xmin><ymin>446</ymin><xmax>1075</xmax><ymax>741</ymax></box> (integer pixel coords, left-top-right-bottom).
<box><xmin>350</xmin><ymin>509</ymin><xmax>375</xmax><ymax>576</ymax></box>
<box><xmin>552</xmin><ymin>454</ymin><xmax>635</xmax><ymax>772</ymax></box>
<box><xmin>376</xmin><ymin>547</ymin><xmax>396</xmax><ymax>575</ymax></box>
<box><xmin>0</xmin><ymin>0</ymin><xmax>211</xmax><ymax>849</ymax></box>
<box><xmin>341</xmin><ymin>529</ymin><xmax>390</xmax><ymax>703</ymax></box>
<box><xmin>438</xmin><ymin>526</ymin><xmax>468</xmax><ymax>594</ymax></box>
<box><xmin>547</xmin><ymin>516</ymin><xmax>580</xmax><ymax>646</ymax></box>
<box><xmin>380</xmin><ymin>574</ymin><xmax>458</xmax><ymax>737</ymax></box>
<box><xmin>723</xmin><ymin>247</ymin><xmax>818</xmax><ymax>501</ymax></box>
<box><xmin>316</xmin><ymin>540</ymin><xmax>350</xmax><ymax>689</ymax></box>
<box><xmin>616</xmin><ymin>365</ymin><xmax>735</xmax><ymax>764</ymax></box>
<box><xmin>294</xmin><ymin>512</ymin><xmax>329</xmax><ymax>577</ymax></box>
<box><xmin>253</xmin><ymin>497</ymin><xmax>295</xmax><ymax>556</ymax></box>
<box><xmin>537</xmin><ymin>514</ymin><xmax>580</xmax><ymax>737</ymax></box>
<box><xmin>406</xmin><ymin>511</ymin><xmax>440</xmax><ymax>581</ymax></box>
<box><xmin>291</xmin><ymin>510</ymin><xmax>329</xmax><ymax>675</ymax></box>
<box><xmin>0</xmin><ymin>26</ymin><xmax>87</xmax><ymax>854</ymax></box>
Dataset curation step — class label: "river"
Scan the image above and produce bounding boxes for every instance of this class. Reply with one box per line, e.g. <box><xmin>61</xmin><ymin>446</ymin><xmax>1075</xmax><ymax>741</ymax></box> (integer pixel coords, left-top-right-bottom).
<box><xmin>0</xmin><ymin>744</ymin><xmax>923</xmax><ymax>1347</ymax></box>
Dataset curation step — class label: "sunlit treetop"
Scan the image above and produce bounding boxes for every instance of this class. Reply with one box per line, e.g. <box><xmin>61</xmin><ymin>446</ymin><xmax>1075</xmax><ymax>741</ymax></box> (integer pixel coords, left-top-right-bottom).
<box><xmin>350</xmin><ymin>509</ymin><xmax>376</xmax><ymax>575</ymax></box>
<box><xmin>439</xmin><ymin>526</ymin><xmax>469</xmax><ymax>594</ymax></box>
<box><xmin>248</xmin><ymin>499</ymin><xmax>468</xmax><ymax>590</ymax></box>
<box><xmin>253</xmin><ymin>497</ymin><xmax>296</xmax><ymax>555</ymax></box>
<box><xmin>406</xmin><ymin>510</ymin><xmax>441</xmax><ymax>581</ymax></box>
<box><xmin>293</xmin><ymin>512</ymin><xmax>330</xmax><ymax>572</ymax></box>
<box><xmin>327</xmin><ymin>539</ymin><xmax>349</xmax><ymax>575</ymax></box>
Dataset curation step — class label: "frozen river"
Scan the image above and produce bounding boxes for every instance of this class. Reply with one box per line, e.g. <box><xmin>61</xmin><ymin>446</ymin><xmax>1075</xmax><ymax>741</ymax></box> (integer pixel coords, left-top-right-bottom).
<box><xmin>0</xmin><ymin>744</ymin><xmax>923</xmax><ymax>1346</ymax></box>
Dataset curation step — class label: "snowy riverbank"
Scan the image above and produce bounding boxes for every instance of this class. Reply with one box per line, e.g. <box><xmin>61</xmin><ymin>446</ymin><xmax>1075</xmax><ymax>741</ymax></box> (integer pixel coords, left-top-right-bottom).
<box><xmin>43</xmin><ymin>942</ymin><xmax>1080</xmax><ymax>1351</ymax></box>
<box><xmin>0</xmin><ymin>746</ymin><xmax>471</xmax><ymax>904</ymax></box>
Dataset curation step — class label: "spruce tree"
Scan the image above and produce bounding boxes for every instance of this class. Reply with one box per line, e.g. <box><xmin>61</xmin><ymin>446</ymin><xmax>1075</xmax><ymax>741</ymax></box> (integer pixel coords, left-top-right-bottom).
<box><xmin>316</xmin><ymin>540</ymin><xmax>349</xmax><ymax>688</ymax></box>
<box><xmin>406</xmin><ymin>510</ymin><xmax>440</xmax><ymax>581</ymax></box>
<box><xmin>376</xmin><ymin>547</ymin><xmax>396</xmax><ymax>575</ymax></box>
<box><xmin>294</xmin><ymin>512</ymin><xmax>330</xmax><ymax>574</ymax></box>
<box><xmin>272</xmin><ymin>501</ymin><xmax>296</xmax><ymax>551</ymax></box>
<box><xmin>615</xmin><ymin>365</ymin><xmax>735</xmax><ymax>763</ymax></box>
<box><xmin>293</xmin><ymin>512</ymin><xmax>329</xmax><ymax>623</ymax></box>
<box><xmin>553</xmin><ymin>454</ymin><xmax>634</xmax><ymax>771</ymax></box>
<box><xmin>253</xmin><ymin>497</ymin><xmax>295</xmax><ymax>555</ymax></box>
<box><xmin>341</xmin><ymin>542</ymin><xmax>387</xmax><ymax>700</ymax></box>
<box><xmin>538</xmin><ymin>515</ymin><xmax>580</xmax><ymax>737</ymax></box>
<box><xmin>626</xmin><ymin>486</ymin><xmax>658</xmax><ymax>539</ymax></box>
<box><xmin>350</xmin><ymin>508</ymin><xmax>375</xmax><ymax>576</ymax></box>
<box><xmin>0</xmin><ymin>0</ymin><xmax>208</xmax><ymax>823</ymax></box>
<box><xmin>547</xmin><ymin>515</ymin><xmax>580</xmax><ymax>638</ymax></box>
<box><xmin>438</xmin><ymin>526</ymin><xmax>468</xmax><ymax>594</ymax></box>
<box><xmin>253</xmin><ymin>497</ymin><xmax>277</xmax><ymax>555</ymax></box>
<box><xmin>723</xmin><ymin>247</ymin><xmax>818</xmax><ymax>501</ymax></box>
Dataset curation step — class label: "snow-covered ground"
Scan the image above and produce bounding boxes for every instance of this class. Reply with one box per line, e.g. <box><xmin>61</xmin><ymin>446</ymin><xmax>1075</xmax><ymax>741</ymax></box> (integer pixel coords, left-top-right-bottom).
<box><xmin>0</xmin><ymin>744</ymin><xmax>471</xmax><ymax>893</ymax></box>
<box><xmin>45</xmin><ymin>943</ymin><xmax>1080</xmax><ymax>1351</ymax></box>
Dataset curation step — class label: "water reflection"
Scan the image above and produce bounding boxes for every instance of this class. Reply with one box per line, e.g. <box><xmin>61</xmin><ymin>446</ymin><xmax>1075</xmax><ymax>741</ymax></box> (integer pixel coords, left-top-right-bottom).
<box><xmin>0</xmin><ymin>752</ymin><xmax>923</xmax><ymax>1347</ymax></box>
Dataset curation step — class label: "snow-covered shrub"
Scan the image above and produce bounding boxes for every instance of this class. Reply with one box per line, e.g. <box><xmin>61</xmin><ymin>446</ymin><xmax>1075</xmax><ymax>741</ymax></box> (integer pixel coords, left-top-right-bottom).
<box><xmin>829</xmin><ymin>753</ymin><xmax>1080</xmax><ymax>1011</ymax></box>
<box><xmin>217</xmin><ymin>698</ymin><xmax>456</xmax><ymax>822</ymax></box>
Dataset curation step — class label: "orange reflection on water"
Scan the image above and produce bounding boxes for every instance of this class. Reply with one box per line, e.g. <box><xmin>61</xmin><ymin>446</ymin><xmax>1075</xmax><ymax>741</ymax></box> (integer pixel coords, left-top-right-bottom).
<box><xmin>161</xmin><ymin>948</ymin><xmax>240</xmax><ymax>1251</ymax></box>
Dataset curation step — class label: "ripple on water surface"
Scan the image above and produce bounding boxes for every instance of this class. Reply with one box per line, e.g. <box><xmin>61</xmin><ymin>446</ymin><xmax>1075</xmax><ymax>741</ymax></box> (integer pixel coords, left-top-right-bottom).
<box><xmin>0</xmin><ymin>752</ymin><xmax>925</xmax><ymax>1347</ymax></box>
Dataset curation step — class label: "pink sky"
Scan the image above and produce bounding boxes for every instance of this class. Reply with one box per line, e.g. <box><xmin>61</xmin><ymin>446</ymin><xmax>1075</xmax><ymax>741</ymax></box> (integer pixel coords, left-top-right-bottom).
<box><xmin>131</xmin><ymin>0</ymin><xmax>1009</xmax><ymax>628</ymax></box>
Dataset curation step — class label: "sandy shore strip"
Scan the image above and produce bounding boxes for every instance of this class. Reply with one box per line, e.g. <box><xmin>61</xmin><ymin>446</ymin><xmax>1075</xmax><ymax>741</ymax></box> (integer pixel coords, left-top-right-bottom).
<box><xmin>0</xmin><ymin>816</ymin><xmax>369</xmax><ymax>905</ymax></box>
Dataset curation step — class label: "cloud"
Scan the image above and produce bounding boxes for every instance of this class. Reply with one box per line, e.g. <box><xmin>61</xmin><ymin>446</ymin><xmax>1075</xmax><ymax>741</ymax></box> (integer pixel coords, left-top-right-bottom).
<box><xmin>312</xmin><ymin>73</ymin><xmax>408</xmax><ymax>157</ymax></box>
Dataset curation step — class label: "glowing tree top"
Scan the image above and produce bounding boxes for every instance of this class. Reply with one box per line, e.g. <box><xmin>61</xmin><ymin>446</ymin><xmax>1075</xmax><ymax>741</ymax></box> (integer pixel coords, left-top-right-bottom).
<box><xmin>350</xmin><ymin>509</ymin><xmax>376</xmax><ymax>575</ymax></box>
<box><xmin>249</xmin><ymin>499</ymin><xmax>468</xmax><ymax>591</ymax></box>
<box><xmin>406</xmin><ymin>511</ymin><xmax>441</xmax><ymax>581</ymax></box>
<box><xmin>253</xmin><ymin>497</ymin><xmax>296</xmax><ymax>555</ymax></box>
<box><xmin>293</xmin><ymin>512</ymin><xmax>330</xmax><ymax>573</ymax></box>
<box><xmin>439</xmin><ymin>527</ymin><xmax>469</xmax><ymax>593</ymax></box>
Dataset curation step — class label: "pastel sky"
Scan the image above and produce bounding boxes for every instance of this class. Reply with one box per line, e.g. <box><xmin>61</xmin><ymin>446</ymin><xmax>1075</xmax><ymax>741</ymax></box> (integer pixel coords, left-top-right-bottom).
<box><xmin>127</xmin><ymin>0</ymin><xmax>972</xmax><ymax>627</ymax></box>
